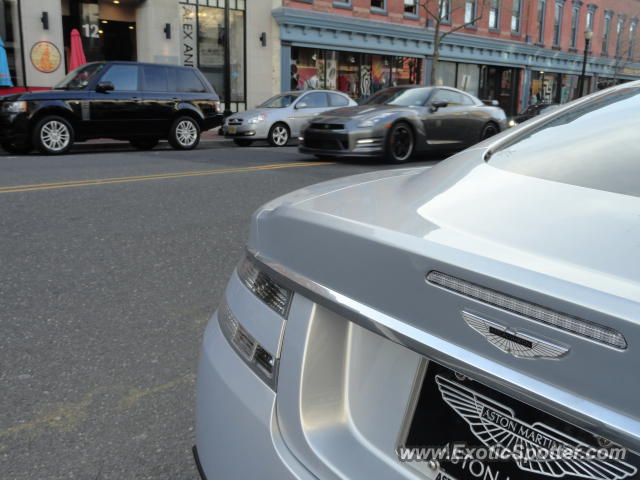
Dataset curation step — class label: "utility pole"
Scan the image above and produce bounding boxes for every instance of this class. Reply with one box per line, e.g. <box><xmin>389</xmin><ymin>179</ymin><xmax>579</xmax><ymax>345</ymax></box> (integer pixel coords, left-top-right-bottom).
<box><xmin>223</xmin><ymin>0</ymin><xmax>232</xmax><ymax>117</ymax></box>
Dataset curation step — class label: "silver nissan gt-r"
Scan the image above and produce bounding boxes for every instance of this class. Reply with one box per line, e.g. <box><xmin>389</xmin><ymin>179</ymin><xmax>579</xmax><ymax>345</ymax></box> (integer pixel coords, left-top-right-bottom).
<box><xmin>194</xmin><ymin>81</ymin><xmax>640</xmax><ymax>480</ymax></box>
<box><xmin>299</xmin><ymin>85</ymin><xmax>507</xmax><ymax>162</ymax></box>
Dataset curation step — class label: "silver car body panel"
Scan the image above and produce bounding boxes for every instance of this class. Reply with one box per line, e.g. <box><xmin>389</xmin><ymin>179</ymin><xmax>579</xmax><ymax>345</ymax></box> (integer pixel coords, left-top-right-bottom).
<box><xmin>196</xmin><ymin>82</ymin><xmax>640</xmax><ymax>479</ymax></box>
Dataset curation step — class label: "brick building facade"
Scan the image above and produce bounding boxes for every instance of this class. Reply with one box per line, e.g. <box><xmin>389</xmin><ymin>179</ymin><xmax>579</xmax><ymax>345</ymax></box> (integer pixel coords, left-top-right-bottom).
<box><xmin>2</xmin><ymin>0</ymin><xmax>639</xmax><ymax>114</ymax></box>
<box><xmin>277</xmin><ymin>0</ymin><xmax>640</xmax><ymax>114</ymax></box>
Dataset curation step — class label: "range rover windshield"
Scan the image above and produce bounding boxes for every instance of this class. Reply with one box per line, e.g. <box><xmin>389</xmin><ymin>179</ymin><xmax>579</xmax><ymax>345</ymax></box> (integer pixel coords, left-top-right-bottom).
<box><xmin>489</xmin><ymin>85</ymin><xmax>640</xmax><ymax>198</ymax></box>
<box><xmin>55</xmin><ymin>63</ymin><xmax>106</xmax><ymax>90</ymax></box>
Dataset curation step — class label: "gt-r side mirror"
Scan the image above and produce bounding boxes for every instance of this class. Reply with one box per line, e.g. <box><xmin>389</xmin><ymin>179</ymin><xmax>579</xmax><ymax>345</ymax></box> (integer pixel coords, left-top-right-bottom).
<box><xmin>430</xmin><ymin>100</ymin><xmax>448</xmax><ymax>112</ymax></box>
<box><xmin>96</xmin><ymin>81</ymin><xmax>115</xmax><ymax>93</ymax></box>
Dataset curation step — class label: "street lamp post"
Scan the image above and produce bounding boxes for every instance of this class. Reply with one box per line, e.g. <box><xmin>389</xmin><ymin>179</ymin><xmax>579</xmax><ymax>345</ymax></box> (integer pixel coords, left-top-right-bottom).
<box><xmin>223</xmin><ymin>0</ymin><xmax>232</xmax><ymax>118</ymax></box>
<box><xmin>577</xmin><ymin>29</ymin><xmax>594</xmax><ymax>99</ymax></box>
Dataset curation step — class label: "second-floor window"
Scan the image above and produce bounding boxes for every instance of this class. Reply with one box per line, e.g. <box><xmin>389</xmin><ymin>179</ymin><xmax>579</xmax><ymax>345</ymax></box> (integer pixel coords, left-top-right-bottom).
<box><xmin>464</xmin><ymin>1</ymin><xmax>477</xmax><ymax>25</ymax></box>
<box><xmin>511</xmin><ymin>0</ymin><xmax>522</xmax><ymax>33</ymax></box>
<box><xmin>553</xmin><ymin>1</ymin><xmax>564</xmax><ymax>46</ymax></box>
<box><xmin>489</xmin><ymin>0</ymin><xmax>500</xmax><ymax>29</ymax></box>
<box><xmin>537</xmin><ymin>0</ymin><xmax>546</xmax><ymax>43</ymax></box>
<box><xmin>602</xmin><ymin>12</ymin><xmax>612</xmax><ymax>55</ymax></box>
<box><xmin>615</xmin><ymin>16</ymin><xmax>626</xmax><ymax>58</ymax></box>
<box><xmin>371</xmin><ymin>0</ymin><xmax>385</xmax><ymax>10</ymax></box>
<box><xmin>440</xmin><ymin>0</ymin><xmax>451</xmax><ymax>24</ymax></box>
<box><xmin>630</xmin><ymin>20</ymin><xmax>638</xmax><ymax>60</ymax></box>
<box><xmin>404</xmin><ymin>0</ymin><xmax>417</xmax><ymax>15</ymax></box>
<box><xmin>570</xmin><ymin>5</ymin><xmax>579</xmax><ymax>48</ymax></box>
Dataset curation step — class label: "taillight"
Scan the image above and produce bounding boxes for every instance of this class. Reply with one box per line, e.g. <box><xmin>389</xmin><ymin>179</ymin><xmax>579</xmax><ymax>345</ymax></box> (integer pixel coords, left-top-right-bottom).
<box><xmin>218</xmin><ymin>300</ymin><xmax>277</xmax><ymax>388</ymax></box>
<box><xmin>237</xmin><ymin>255</ymin><xmax>293</xmax><ymax>318</ymax></box>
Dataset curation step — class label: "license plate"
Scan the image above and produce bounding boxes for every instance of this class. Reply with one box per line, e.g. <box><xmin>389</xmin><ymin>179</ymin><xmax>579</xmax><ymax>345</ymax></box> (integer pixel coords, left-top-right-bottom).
<box><xmin>227</xmin><ymin>126</ymin><xmax>237</xmax><ymax>134</ymax></box>
<box><xmin>403</xmin><ymin>362</ymin><xmax>639</xmax><ymax>480</ymax></box>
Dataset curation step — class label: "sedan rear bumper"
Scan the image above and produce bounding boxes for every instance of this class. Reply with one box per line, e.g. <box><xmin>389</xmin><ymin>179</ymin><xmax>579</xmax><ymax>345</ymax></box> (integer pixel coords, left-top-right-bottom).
<box><xmin>195</xmin><ymin>311</ymin><xmax>313</xmax><ymax>480</ymax></box>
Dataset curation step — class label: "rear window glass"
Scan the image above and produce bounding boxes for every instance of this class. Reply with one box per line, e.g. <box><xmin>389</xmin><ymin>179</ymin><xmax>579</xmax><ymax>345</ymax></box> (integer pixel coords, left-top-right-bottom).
<box><xmin>489</xmin><ymin>86</ymin><xmax>640</xmax><ymax>198</ymax></box>
<box><xmin>329</xmin><ymin>93</ymin><xmax>349</xmax><ymax>107</ymax></box>
<box><xmin>143</xmin><ymin>65</ymin><xmax>168</xmax><ymax>92</ymax></box>
<box><xmin>169</xmin><ymin>68</ymin><xmax>207</xmax><ymax>93</ymax></box>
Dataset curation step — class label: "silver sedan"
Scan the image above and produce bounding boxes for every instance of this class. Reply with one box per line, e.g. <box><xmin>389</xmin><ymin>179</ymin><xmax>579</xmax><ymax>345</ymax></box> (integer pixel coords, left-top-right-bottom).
<box><xmin>223</xmin><ymin>90</ymin><xmax>357</xmax><ymax>147</ymax></box>
<box><xmin>195</xmin><ymin>82</ymin><xmax>640</xmax><ymax>479</ymax></box>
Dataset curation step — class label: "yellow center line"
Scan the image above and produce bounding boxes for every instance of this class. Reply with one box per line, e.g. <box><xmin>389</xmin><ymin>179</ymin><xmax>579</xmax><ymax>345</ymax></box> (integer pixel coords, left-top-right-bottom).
<box><xmin>0</xmin><ymin>162</ymin><xmax>335</xmax><ymax>194</ymax></box>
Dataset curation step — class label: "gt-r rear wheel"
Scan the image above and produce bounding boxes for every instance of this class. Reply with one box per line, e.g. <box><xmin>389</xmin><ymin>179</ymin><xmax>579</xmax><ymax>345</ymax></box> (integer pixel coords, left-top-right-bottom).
<box><xmin>480</xmin><ymin>122</ymin><xmax>499</xmax><ymax>141</ymax></box>
<box><xmin>385</xmin><ymin>122</ymin><xmax>414</xmax><ymax>163</ymax></box>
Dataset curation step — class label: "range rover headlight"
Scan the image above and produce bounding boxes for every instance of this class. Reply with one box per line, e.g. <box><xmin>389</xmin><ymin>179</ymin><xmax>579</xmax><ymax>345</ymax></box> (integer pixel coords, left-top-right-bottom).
<box><xmin>3</xmin><ymin>101</ymin><xmax>27</xmax><ymax>113</ymax></box>
<box><xmin>237</xmin><ymin>254</ymin><xmax>293</xmax><ymax>317</ymax></box>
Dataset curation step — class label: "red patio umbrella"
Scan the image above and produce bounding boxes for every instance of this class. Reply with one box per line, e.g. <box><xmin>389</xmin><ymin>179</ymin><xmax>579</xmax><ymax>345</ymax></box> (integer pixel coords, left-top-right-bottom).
<box><xmin>68</xmin><ymin>29</ymin><xmax>86</xmax><ymax>72</ymax></box>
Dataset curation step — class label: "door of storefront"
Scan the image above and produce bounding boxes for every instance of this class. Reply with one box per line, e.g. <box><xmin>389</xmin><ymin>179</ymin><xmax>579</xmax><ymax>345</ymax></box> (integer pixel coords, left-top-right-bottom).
<box><xmin>62</xmin><ymin>0</ymin><xmax>138</xmax><ymax>65</ymax></box>
<box><xmin>480</xmin><ymin>66</ymin><xmax>520</xmax><ymax>116</ymax></box>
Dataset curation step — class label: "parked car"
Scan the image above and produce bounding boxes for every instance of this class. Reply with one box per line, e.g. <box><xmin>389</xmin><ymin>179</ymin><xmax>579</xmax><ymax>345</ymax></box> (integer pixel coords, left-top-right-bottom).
<box><xmin>299</xmin><ymin>85</ymin><xmax>507</xmax><ymax>162</ymax></box>
<box><xmin>0</xmin><ymin>61</ymin><xmax>222</xmax><ymax>155</ymax></box>
<box><xmin>195</xmin><ymin>81</ymin><xmax>640</xmax><ymax>480</ymax></box>
<box><xmin>508</xmin><ymin>102</ymin><xmax>560</xmax><ymax>127</ymax></box>
<box><xmin>222</xmin><ymin>90</ymin><xmax>357</xmax><ymax>147</ymax></box>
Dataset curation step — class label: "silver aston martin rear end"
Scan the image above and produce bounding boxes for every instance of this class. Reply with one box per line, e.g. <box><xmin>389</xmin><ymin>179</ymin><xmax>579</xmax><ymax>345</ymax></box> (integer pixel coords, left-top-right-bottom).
<box><xmin>195</xmin><ymin>81</ymin><xmax>640</xmax><ymax>480</ymax></box>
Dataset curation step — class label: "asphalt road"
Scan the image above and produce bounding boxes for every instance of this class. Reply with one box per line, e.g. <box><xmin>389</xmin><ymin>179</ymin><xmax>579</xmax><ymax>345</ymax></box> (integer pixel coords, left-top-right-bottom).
<box><xmin>0</xmin><ymin>140</ymin><xmax>443</xmax><ymax>480</ymax></box>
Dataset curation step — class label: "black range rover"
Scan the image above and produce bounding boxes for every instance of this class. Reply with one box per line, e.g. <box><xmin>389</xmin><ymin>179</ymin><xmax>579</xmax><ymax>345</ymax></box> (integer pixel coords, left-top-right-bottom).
<box><xmin>0</xmin><ymin>61</ymin><xmax>222</xmax><ymax>154</ymax></box>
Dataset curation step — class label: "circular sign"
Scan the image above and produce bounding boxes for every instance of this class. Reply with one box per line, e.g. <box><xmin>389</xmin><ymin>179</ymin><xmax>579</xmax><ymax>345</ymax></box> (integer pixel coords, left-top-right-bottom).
<box><xmin>30</xmin><ymin>41</ymin><xmax>62</xmax><ymax>73</ymax></box>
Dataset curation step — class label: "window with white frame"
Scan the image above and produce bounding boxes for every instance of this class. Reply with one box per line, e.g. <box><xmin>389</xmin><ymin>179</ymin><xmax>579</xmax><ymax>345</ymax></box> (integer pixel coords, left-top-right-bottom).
<box><xmin>404</xmin><ymin>0</ymin><xmax>417</xmax><ymax>15</ymax></box>
<box><xmin>440</xmin><ymin>0</ymin><xmax>451</xmax><ymax>24</ymax></box>
<box><xmin>511</xmin><ymin>0</ymin><xmax>522</xmax><ymax>33</ymax></box>
<box><xmin>489</xmin><ymin>0</ymin><xmax>500</xmax><ymax>29</ymax></box>
<box><xmin>464</xmin><ymin>0</ymin><xmax>476</xmax><ymax>24</ymax></box>
<box><xmin>537</xmin><ymin>0</ymin><xmax>546</xmax><ymax>43</ymax></box>
<box><xmin>553</xmin><ymin>1</ymin><xmax>564</xmax><ymax>46</ymax></box>
<box><xmin>630</xmin><ymin>20</ymin><xmax>638</xmax><ymax>60</ymax></box>
<box><xmin>570</xmin><ymin>4</ymin><xmax>579</xmax><ymax>48</ymax></box>
<box><xmin>602</xmin><ymin>11</ymin><xmax>612</xmax><ymax>55</ymax></box>
<box><xmin>615</xmin><ymin>15</ymin><xmax>626</xmax><ymax>58</ymax></box>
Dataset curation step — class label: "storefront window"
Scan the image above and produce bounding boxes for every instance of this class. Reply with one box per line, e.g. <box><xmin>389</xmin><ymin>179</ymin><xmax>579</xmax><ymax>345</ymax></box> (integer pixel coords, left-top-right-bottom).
<box><xmin>0</xmin><ymin>0</ymin><xmax>23</xmax><ymax>87</ymax></box>
<box><xmin>338</xmin><ymin>51</ymin><xmax>360</xmax><ymax>96</ymax></box>
<box><xmin>434</xmin><ymin>61</ymin><xmax>456</xmax><ymax>88</ymax></box>
<box><xmin>197</xmin><ymin>6</ymin><xmax>244</xmax><ymax>102</ymax></box>
<box><xmin>371</xmin><ymin>54</ymin><xmax>391</xmax><ymax>93</ymax></box>
<box><xmin>392</xmin><ymin>56</ymin><xmax>421</xmax><ymax>86</ymax></box>
<box><xmin>530</xmin><ymin>71</ymin><xmax>560</xmax><ymax>104</ymax></box>
<box><xmin>456</xmin><ymin>63</ymin><xmax>480</xmax><ymax>96</ymax></box>
<box><xmin>291</xmin><ymin>47</ymin><xmax>422</xmax><ymax>100</ymax></box>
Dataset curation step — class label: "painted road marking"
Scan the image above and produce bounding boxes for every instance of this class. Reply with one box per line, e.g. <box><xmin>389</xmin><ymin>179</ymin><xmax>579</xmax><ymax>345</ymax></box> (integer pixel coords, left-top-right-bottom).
<box><xmin>0</xmin><ymin>161</ymin><xmax>334</xmax><ymax>194</ymax></box>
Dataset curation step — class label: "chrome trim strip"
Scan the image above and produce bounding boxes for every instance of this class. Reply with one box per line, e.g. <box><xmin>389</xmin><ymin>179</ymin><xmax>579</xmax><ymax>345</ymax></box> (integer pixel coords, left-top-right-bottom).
<box><xmin>248</xmin><ymin>248</ymin><xmax>640</xmax><ymax>452</ymax></box>
<box><xmin>428</xmin><ymin>270</ymin><xmax>627</xmax><ymax>349</ymax></box>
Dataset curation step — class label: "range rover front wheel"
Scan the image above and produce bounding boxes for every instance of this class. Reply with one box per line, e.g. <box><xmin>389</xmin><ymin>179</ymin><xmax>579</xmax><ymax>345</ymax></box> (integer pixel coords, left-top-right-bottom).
<box><xmin>33</xmin><ymin>116</ymin><xmax>74</xmax><ymax>155</ymax></box>
<box><xmin>169</xmin><ymin>116</ymin><xmax>201</xmax><ymax>150</ymax></box>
